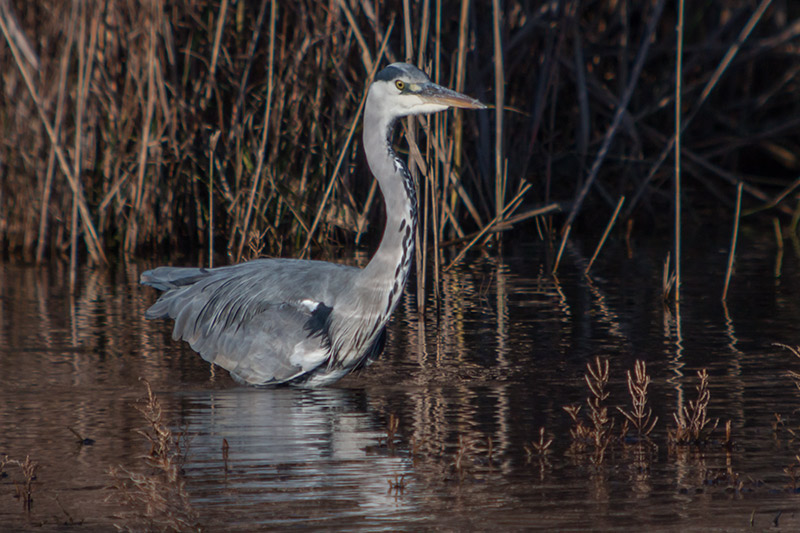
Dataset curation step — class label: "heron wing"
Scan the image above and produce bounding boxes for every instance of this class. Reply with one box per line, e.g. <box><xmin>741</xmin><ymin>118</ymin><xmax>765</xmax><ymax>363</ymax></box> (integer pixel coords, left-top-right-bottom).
<box><xmin>141</xmin><ymin>261</ymin><xmax>355</xmax><ymax>384</ymax></box>
<box><xmin>199</xmin><ymin>300</ymin><xmax>334</xmax><ymax>385</ymax></box>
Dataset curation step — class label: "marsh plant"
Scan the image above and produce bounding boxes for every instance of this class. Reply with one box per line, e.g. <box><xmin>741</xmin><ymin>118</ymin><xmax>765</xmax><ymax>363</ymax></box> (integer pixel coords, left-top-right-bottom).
<box><xmin>779</xmin><ymin>344</ymin><xmax>800</xmax><ymax>491</ymax></box>
<box><xmin>1</xmin><ymin>454</ymin><xmax>38</xmax><ymax>512</ymax></box>
<box><xmin>618</xmin><ymin>360</ymin><xmax>658</xmax><ymax>440</ymax></box>
<box><xmin>669</xmin><ymin>369</ymin><xmax>718</xmax><ymax>445</ymax></box>
<box><xmin>525</xmin><ymin>427</ymin><xmax>554</xmax><ymax>459</ymax></box>
<box><xmin>781</xmin><ymin>344</ymin><xmax>800</xmax><ymax>392</ymax></box>
<box><xmin>565</xmin><ymin>357</ymin><xmax>615</xmax><ymax>464</ymax></box>
<box><xmin>108</xmin><ymin>380</ymin><xmax>201</xmax><ymax>532</ymax></box>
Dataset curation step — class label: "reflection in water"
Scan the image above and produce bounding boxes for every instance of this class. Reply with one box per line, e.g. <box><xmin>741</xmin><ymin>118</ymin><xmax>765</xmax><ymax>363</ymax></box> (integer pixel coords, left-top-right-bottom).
<box><xmin>180</xmin><ymin>388</ymin><xmax>416</xmax><ymax>527</ymax></box>
<box><xmin>1</xmin><ymin>241</ymin><xmax>800</xmax><ymax>530</ymax></box>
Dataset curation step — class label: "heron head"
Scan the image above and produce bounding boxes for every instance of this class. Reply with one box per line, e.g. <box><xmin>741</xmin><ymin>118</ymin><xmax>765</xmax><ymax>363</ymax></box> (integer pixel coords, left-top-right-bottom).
<box><xmin>369</xmin><ymin>62</ymin><xmax>485</xmax><ymax>118</ymax></box>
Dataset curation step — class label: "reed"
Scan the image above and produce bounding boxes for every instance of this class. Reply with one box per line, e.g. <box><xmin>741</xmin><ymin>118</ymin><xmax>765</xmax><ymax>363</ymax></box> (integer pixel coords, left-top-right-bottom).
<box><xmin>585</xmin><ymin>196</ymin><xmax>625</xmax><ymax>275</ymax></box>
<box><xmin>585</xmin><ymin>357</ymin><xmax>614</xmax><ymax>464</ymax></box>
<box><xmin>1</xmin><ymin>454</ymin><xmax>38</xmax><ymax>512</ymax></box>
<box><xmin>722</xmin><ymin>181</ymin><xmax>743</xmax><ymax>300</ymax></box>
<box><xmin>674</xmin><ymin>0</ymin><xmax>684</xmax><ymax>303</ymax></box>
<box><xmin>0</xmin><ymin>0</ymin><xmax>795</xmax><ymax>278</ymax></box>
<box><xmin>108</xmin><ymin>380</ymin><xmax>200</xmax><ymax>532</ymax></box>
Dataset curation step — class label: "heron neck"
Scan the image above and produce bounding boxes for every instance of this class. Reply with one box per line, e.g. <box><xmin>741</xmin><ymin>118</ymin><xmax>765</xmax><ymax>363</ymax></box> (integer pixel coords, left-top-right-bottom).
<box><xmin>362</xmin><ymin>104</ymin><xmax>417</xmax><ymax>295</ymax></box>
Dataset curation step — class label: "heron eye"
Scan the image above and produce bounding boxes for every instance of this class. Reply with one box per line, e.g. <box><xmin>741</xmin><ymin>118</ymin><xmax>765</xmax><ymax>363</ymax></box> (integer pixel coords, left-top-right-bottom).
<box><xmin>395</xmin><ymin>80</ymin><xmax>405</xmax><ymax>91</ymax></box>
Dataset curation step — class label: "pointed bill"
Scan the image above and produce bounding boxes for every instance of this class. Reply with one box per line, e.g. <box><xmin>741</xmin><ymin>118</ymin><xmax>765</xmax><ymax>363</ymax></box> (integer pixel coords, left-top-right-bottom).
<box><xmin>417</xmin><ymin>83</ymin><xmax>486</xmax><ymax>110</ymax></box>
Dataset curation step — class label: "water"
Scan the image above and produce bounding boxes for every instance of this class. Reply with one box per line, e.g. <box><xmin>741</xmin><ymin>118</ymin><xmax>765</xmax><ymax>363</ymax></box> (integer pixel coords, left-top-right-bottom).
<box><xmin>2</xmin><ymin>239</ymin><xmax>800</xmax><ymax>531</ymax></box>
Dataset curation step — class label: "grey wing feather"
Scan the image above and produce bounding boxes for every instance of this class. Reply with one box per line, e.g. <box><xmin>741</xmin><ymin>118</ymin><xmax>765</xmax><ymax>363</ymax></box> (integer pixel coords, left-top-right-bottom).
<box><xmin>140</xmin><ymin>260</ymin><xmax>355</xmax><ymax>384</ymax></box>
<box><xmin>201</xmin><ymin>301</ymin><xmax>332</xmax><ymax>384</ymax></box>
<box><xmin>140</xmin><ymin>266</ymin><xmax>210</xmax><ymax>292</ymax></box>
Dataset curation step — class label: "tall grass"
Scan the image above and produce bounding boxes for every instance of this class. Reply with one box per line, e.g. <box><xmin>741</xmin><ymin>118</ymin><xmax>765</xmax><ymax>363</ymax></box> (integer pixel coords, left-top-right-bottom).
<box><xmin>1</xmin><ymin>0</ymin><xmax>798</xmax><ymax>275</ymax></box>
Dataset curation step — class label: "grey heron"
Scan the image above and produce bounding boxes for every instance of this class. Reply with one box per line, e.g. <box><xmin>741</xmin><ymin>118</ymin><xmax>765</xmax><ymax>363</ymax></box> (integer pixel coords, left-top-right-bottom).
<box><xmin>141</xmin><ymin>62</ymin><xmax>485</xmax><ymax>387</ymax></box>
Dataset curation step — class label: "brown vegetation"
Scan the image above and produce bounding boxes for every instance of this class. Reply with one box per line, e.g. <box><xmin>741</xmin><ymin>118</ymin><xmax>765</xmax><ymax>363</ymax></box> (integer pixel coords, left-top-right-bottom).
<box><xmin>1</xmin><ymin>453</ymin><xmax>38</xmax><ymax>512</ymax></box>
<box><xmin>617</xmin><ymin>360</ymin><xmax>657</xmax><ymax>439</ymax></box>
<box><xmin>0</xmin><ymin>0</ymin><xmax>797</xmax><ymax>277</ymax></box>
<box><xmin>108</xmin><ymin>379</ymin><xmax>201</xmax><ymax>532</ymax></box>
<box><xmin>668</xmin><ymin>368</ymin><xmax>718</xmax><ymax>445</ymax></box>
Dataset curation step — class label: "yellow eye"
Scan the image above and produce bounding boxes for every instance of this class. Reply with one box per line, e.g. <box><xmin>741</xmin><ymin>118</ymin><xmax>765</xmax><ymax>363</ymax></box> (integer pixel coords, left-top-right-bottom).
<box><xmin>395</xmin><ymin>80</ymin><xmax>405</xmax><ymax>91</ymax></box>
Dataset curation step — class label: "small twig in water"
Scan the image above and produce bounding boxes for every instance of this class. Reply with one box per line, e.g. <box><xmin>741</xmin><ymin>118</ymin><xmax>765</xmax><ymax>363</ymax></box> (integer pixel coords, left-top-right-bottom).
<box><xmin>525</xmin><ymin>427</ymin><xmax>554</xmax><ymax>459</ymax></box>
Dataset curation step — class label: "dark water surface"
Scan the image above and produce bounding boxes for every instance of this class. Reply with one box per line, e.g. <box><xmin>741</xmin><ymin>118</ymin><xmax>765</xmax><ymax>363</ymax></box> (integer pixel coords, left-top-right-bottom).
<box><xmin>2</xmin><ymin>240</ymin><xmax>800</xmax><ymax>531</ymax></box>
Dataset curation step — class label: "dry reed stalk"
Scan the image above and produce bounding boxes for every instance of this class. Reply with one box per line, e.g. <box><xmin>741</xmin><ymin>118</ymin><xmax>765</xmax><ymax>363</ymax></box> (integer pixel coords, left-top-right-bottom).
<box><xmin>228</xmin><ymin>0</ymin><xmax>270</xmax><ymax>143</ymax></box>
<box><xmin>71</xmin><ymin>3</ymin><xmax>100</xmax><ymax>282</ymax></box>
<box><xmin>415</xmin><ymin>0</ymin><xmax>430</xmax><ymax>68</ymax></box>
<box><xmin>13</xmin><ymin>455</ymin><xmax>37</xmax><ymax>512</ymax></box>
<box><xmin>2</xmin><ymin>1</ymin><xmax>795</xmax><ymax>265</ymax></box>
<box><xmin>674</xmin><ymin>0</ymin><xmax>685</xmax><ymax>303</ymax></box>
<box><xmin>635</xmin><ymin>123</ymin><xmax>784</xmax><ymax>214</ymax></box>
<box><xmin>722</xmin><ymin>181</ymin><xmax>743</xmax><ymax>300</ymax></box>
<box><xmin>354</xmin><ymin>180</ymin><xmax>379</xmax><ymax>245</ymax></box>
<box><xmin>208</xmin><ymin>131</ymin><xmax>221</xmax><ymax>268</ymax></box>
<box><xmin>573</xmin><ymin>28</ymin><xmax>589</xmax><ymax>172</ymax></box>
<box><xmin>108</xmin><ymin>379</ymin><xmax>200</xmax><ymax>532</ymax></box>
<box><xmin>555</xmin><ymin>0</ymin><xmax>667</xmax><ymax>274</ymax></box>
<box><xmin>744</xmin><ymin>176</ymin><xmax>800</xmax><ymax>217</ymax></box>
<box><xmin>421</xmin><ymin>127</ymin><xmax>482</xmax><ymax>230</ymax></box>
<box><xmin>773</xmin><ymin>217</ymin><xmax>784</xmax><ymax>276</ymax></box>
<box><xmin>552</xmin><ymin>223</ymin><xmax>571</xmax><ymax>274</ymax></box>
<box><xmin>402</xmin><ymin>2</ymin><xmax>427</xmax><ymax>313</ymax></box>
<box><xmin>35</xmin><ymin>2</ymin><xmax>76</xmax><ymax>263</ymax></box>
<box><xmin>585</xmin><ymin>196</ymin><xmax>625</xmax><ymax>274</ymax></box>
<box><xmin>207</xmin><ymin>0</ymin><xmax>229</xmax><ymax>97</ymax></box>
<box><xmin>125</xmin><ymin>8</ymin><xmax>157</xmax><ymax>254</ymax></box>
<box><xmin>488</xmin><ymin>203</ymin><xmax>560</xmax><ymax>228</ymax></box>
<box><xmin>299</xmin><ymin>18</ymin><xmax>394</xmax><ymax>259</ymax></box>
<box><xmin>445</xmin><ymin>181</ymin><xmax>531</xmax><ymax>270</ymax></box>
<box><xmin>337</xmin><ymin>0</ymin><xmax>374</xmax><ymax>73</ymax></box>
<box><xmin>0</xmin><ymin>0</ymin><xmax>37</xmax><ymax>69</ymax></box>
<box><xmin>662</xmin><ymin>252</ymin><xmax>676</xmax><ymax>300</ymax></box>
<box><xmin>451</xmin><ymin>0</ymin><xmax>470</xmax><ymax>173</ymax></box>
<box><xmin>0</xmin><ymin>2</ymin><xmax>106</xmax><ymax>264</ymax></box>
<box><xmin>235</xmin><ymin>0</ymin><xmax>276</xmax><ymax>262</ymax></box>
<box><xmin>431</xmin><ymin>0</ymin><xmax>442</xmax><ymax>303</ymax></box>
<box><xmin>402</xmin><ymin>0</ymin><xmax>414</xmax><ymax>63</ymax></box>
<box><xmin>1</xmin><ymin>453</ymin><xmax>38</xmax><ymax>512</ymax></box>
<box><xmin>492</xmin><ymin>0</ymin><xmax>505</xmax><ymax>222</ymax></box>
<box><xmin>625</xmin><ymin>0</ymin><xmax>775</xmax><ymax>218</ymax></box>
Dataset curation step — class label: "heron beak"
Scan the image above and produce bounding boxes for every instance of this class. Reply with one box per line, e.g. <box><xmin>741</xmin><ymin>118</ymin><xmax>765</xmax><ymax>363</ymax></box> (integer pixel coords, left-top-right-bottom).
<box><xmin>417</xmin><ymin>82</ymin><xmax>486</xmax><ymax>110</ymax></box>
